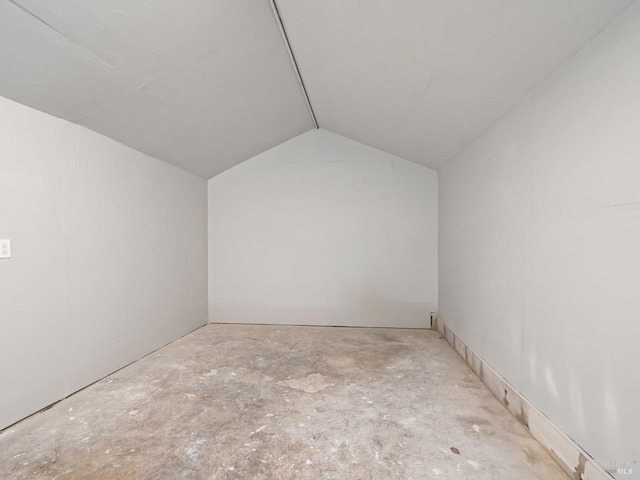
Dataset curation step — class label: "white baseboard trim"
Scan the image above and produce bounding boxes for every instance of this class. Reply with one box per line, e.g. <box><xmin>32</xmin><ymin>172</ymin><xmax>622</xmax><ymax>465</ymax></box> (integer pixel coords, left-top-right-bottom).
<box><xmin>433</xmin><ymin>315</ymin><xmax>614</xmax><ymax>480</ymax></box>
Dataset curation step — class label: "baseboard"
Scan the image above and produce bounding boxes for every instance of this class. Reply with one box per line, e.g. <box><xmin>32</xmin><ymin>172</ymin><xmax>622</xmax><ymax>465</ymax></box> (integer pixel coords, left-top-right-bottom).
<box><xmin>432</xmin><ymin>315</ymin><xmax>614</xmax><ymax>480</ymax></box>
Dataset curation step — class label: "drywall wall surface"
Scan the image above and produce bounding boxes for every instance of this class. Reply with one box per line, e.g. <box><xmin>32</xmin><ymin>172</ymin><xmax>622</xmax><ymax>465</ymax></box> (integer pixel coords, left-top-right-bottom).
<box><xmin>208</xmin><ymin>129</ymin><xmax>437</xmax><ymax>328</ymax></box>
<box><xmin>439</xmin><ymin>2</ymin><xmax>640</xmax><ymax>476</ymax></box>
<box><xmin>0</xmin><ymin>96</ymin><xmax>207</xmax><ymax>430</ymax></box>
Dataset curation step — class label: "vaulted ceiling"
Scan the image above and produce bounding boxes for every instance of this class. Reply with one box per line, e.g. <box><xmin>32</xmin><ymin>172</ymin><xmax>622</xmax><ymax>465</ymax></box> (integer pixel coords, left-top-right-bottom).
<box><xmin>0</xmin><ymin>0</ymin><xmax>635</xmax><ymax>178</ymax></box>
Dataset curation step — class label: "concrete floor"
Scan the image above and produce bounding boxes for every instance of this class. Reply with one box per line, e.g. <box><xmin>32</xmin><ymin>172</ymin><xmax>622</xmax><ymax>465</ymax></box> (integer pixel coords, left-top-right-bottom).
<box><xmin>0</xmin><ymin>325</ymin><xmax>569</xmax><ymax>480</ymax></box>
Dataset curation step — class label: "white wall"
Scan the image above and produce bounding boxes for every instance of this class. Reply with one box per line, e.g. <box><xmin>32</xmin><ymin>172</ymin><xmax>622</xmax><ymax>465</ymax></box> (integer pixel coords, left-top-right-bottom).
<box><xmin>0</xmin><ymin>96</ymin><xmax>208</xmax><ymax>430</ymax></box>
<box><xmin>208</xmin><ymin>129</ymin><xmax>437</xmax><ymax>328</ymax></box>
<box><xmin>439</xmin><ymin>3</ymin><xmax>640</xmax><ymax>475</ymax></box>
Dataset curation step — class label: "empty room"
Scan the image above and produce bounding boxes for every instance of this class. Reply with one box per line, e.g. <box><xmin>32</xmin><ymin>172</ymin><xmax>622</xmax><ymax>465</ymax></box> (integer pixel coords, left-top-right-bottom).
<box><xmin>0</xmin><ymin>0</ymin><xmax>638</xmax><ymax>479</ymax></box>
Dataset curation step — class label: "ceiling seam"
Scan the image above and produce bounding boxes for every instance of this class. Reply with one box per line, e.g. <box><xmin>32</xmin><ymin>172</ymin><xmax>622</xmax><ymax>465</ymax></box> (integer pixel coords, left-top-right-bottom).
<box><xmin>269</xmin><ymin>0</ymin><xmax>319</xmax><ymax>129</ymax></box>
<box><xmin>75</xmin><ymin>21</ymin><xmax>274</xmax><ymax>124</ymax></box>
<box><xmin>8</xmin><ymin>0</ymin><xmax>122</xmax><ymax>72</ymax></box>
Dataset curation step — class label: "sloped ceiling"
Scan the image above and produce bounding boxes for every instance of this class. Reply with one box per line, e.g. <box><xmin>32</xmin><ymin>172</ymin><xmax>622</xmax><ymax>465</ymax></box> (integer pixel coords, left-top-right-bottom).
<box><xmin>277</xmin><ymin>0</ymin><xmax>635</xmax><ymax>170</ymax></box>
<box><xmin>0</xmin><ymin>0</ymin><xmax>314</xmax><ymax>178</ymax></box>
<box><xmin>0</xmin><ymin>0</ymin><xmax>635</xmax><ymax>177</ymax></box>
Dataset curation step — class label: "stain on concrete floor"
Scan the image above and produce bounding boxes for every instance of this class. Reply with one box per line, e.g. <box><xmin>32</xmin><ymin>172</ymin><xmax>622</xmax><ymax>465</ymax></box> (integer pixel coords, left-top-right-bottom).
<box><xmin>277</xmin><ymin>373</ymin><xmax>336</xmax><ymax>393</ymax></box>
<box><xmin>0</xmin><ymin>324</ymin><xmax>569</xmax><ymax>479</ymax></box>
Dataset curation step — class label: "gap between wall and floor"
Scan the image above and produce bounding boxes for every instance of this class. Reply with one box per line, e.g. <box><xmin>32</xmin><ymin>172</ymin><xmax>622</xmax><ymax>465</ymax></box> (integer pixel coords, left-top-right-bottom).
<box><xmin>430</xmin><ymin>314</ymin><xmax>615</xmax><ymax>480</ymax></box>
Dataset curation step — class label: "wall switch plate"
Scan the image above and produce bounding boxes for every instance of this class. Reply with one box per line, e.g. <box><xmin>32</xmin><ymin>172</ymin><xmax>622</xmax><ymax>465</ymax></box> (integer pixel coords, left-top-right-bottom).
<box><xmin>0</xmin><ymin>239</ymin><xmax>11</xmax><ymax>259</ymax></box>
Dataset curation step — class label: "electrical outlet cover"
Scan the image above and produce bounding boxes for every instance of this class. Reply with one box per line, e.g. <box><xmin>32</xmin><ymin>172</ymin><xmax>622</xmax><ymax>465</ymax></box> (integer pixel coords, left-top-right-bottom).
<box><xmin>0</xmin><ymin>239</ymin><xmax>11</xmax><ymax>259</ymax></box>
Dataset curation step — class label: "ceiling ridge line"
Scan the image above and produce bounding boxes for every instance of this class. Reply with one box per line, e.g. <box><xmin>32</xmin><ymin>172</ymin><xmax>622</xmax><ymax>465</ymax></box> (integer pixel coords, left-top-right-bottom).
<box><xmin>269</xmin><ymin>0</ymin><xmax>319</xmax><ymax>129</ymax></box>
